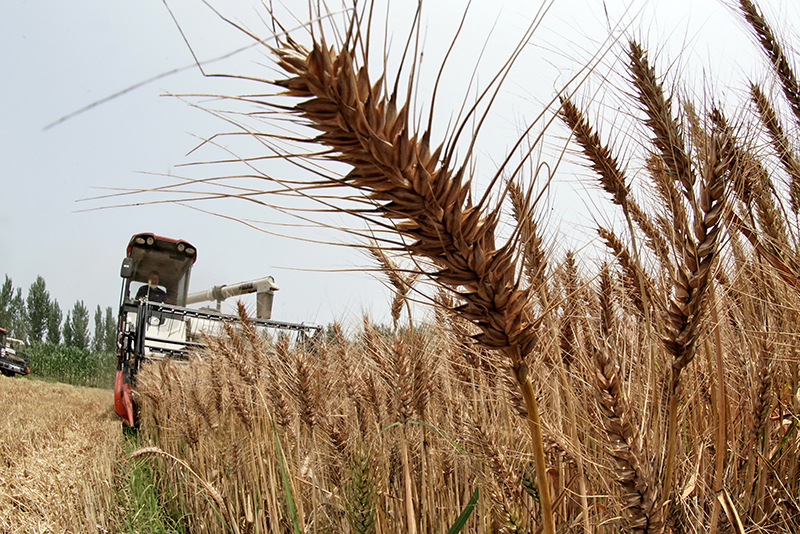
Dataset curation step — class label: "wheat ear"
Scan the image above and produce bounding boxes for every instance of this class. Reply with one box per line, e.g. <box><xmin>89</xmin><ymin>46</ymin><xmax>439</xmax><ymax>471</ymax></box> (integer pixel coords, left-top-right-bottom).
<box><xmin>558</xmin><ymin>252</ymin><xmax>581</xmax><ymax>366</ymax></box>
<box><xmin>711</xmin><ymin>94</ymin><xmax>800</xmax><ymax>290</ymax></box>
<box><xmin>507</xmin><ymin>180</ymin><xmax>548</xmax><ymax>292</ymax></box>
<box><xmin>560</xmin><ymin>97</ymin><xmax>672</xmax><ymax>272</ymax></box>
<box><xmin>710</xmin><ymin>105</ymin><xmax>790</xmax><ymax>251</ymax></box>
<box><xmin>597</xmin><ymin>226</ymin><xmax>654</xmax><ymax>318</ymax></box>
<box><xmin>367</xmin><ymin>240</ymin><xmax>417</xmax><ymax>331</ymax></box>
<box><xmin>628</xmin><ymin>41</ymin><xmax>696</xmax><ymax>202</ymax></box>
<box><xmin>750</xmin><ymin>82</ymin><xmax>800</xmax><ymax>215</ymax></box>
<box><xmin>344</xmin><ymin>445</ymin><xmax>377</xmax><ymax>534</ymax></box>
<box><xmin>739</xmin><ymin>0</ymin><xmax>800</xmax><ymax>126</ymax></box>
<box><xmin>647</xmin><ymin>153</ymin><xmax>690</xmax><ymax>252</ymax></box>
<box><xmin>593</xmin><ymin>343</ymin><xmax>664</xmax><ymax>533</ymax></box>
<box><xmin>271</xmin><ymin>22</ymin><xmax>554</xmax><ymax>533</ymax></box>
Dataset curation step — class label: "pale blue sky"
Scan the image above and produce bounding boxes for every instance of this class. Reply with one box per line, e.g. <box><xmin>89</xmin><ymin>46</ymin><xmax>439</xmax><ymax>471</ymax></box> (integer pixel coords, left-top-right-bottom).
<box><xmin>1</xmin><ymin>0</ymin><xmax>793</xmax><ymax>330</ymax></box>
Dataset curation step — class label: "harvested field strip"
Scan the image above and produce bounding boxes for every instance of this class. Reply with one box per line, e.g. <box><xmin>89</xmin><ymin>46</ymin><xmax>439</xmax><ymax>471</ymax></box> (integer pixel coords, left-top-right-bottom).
<box><xmin>0</xmin><ymin>376</ymin><xmax>119</xmax><ymax>533</ymax></box>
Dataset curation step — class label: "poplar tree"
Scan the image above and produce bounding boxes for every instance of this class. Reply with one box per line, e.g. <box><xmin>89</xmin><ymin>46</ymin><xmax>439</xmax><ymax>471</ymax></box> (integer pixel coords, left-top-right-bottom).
<box><xmin>93</xmin><ymin>305</ymin><xmax>104</xmax><ymax>352</ymax></box>
<box><xmin>103</xmin><ymin>306</ymin><xmax>117</xmax><ymax>353</ymax></box>
<box><xmin>0</xmin><ymin>276</ymin><xmax>14</xmax><ymax>330</ymax></box>
<box><xmin>68</xmin><ymin>301</ymin><xmax>90</xmax><ymax>351</ymax></box>
<box><xmin>47</xmin><ymin>300</ymin><xmax>62</xmax><ymax>344</ymax></box>
<box><xmin>9</xmin><ymin>289</ymin><xmax>26</xmax><ymax>341</ymax></box>
<box><xmin>62</xmin><ymin>311</ymin><xmax>73</xmax><ymax>347</ymax></box>
<box><xmin>26</xmin><ymin>276</ymin><xmax>51</xmax><ymax>343</ymax></box>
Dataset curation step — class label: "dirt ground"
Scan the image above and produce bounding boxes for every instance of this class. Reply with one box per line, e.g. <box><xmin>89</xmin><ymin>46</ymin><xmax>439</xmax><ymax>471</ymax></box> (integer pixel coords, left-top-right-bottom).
<box><xmin>0</xmin><ymin>375</ymin><xmax>120</xmax><ymax>533</ymax></box>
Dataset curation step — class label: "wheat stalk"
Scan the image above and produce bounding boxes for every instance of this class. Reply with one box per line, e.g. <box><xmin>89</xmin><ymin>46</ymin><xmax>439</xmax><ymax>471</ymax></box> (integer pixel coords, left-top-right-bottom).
<box><xmin>130</xmin><ymin>446</ymin><xmax>234</xmax><ymax>527</ymax></box>
<box><xmin>507</xmin><ymin>176</ymin><xmax>591</xmax><ymax>532</ymax></box>
<box><xmin>627</xmin><ymin>40</ymin><xmax>731</xmax><ymax>502</ymax></box>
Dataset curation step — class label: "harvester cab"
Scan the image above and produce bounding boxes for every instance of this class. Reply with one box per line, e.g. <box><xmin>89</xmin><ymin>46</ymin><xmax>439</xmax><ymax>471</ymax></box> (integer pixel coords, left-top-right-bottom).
<box><xmin>114</xmin><ymin>232</ymin><xmax>320</xmax><ymax>430</ymax></box>
<box><xmin>120</xmin><ymin>233</ymin><xmax>196</xmax><ymax>306</ymax></box>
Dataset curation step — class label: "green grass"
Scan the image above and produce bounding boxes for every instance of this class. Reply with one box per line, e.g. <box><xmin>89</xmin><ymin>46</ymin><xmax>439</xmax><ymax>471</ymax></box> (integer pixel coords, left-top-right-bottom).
<box><xmin>117</xmin><ymin>435</ymin><xmax>190</xmax><ymax>534</ymax></box>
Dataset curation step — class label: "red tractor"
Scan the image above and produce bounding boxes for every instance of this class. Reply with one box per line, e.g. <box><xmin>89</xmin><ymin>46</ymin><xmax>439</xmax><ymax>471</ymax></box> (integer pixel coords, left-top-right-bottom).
<box><xmin>114</xmin><ymin>232</ymin><xmax>320</xmax><ymax>430</ymax></box>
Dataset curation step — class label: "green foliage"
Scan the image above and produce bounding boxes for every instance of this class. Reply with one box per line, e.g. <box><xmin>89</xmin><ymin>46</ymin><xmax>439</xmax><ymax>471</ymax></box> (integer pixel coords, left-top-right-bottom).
<box><xmin>47</xmin><ymin>300</ymin><xmax>62</xmax><ymax>344</ymax></box>
<box><xmin>62</xmin><ymin>311</ymin><xmax>73</xmax><ymax>346</ymax></box>
<box><xmin>94</xmin><ymin>305</ymin><xmax>118</xmax><ymax>353</ymax></box>
<box><xmin>9</xmin><ymin>287</ymin><xmax>27</xmax><ymax>342</ymax></box>
<box><xmin>26</xmin><ymin>342</ymin><xmax>116</xmax><ymax>389</ymax></box>
<box><xmin>0</xmin><ymin>275</ymin><xmax>27</xmax><ymax>340</ymax></box>
<box><xmin>66</xmin><ymin>300</ymin><xmax>90</xmax><ymax>350</ymax></box>
<box><xmin>26</xmin><ymin>275</ymin><xmax>51</xmax><ymax>343</ymax></box>
<box><xmin>447</xmin><ymin>487</ymin><xmax>479</xmax><ymax>534</ymax></box>
<box><xmin>0</xmin><ymin>280</ymin><xmax>29</xmax><ymax>342</ymax></box>
<box><xmin>93</xmin><ymin>305</ymin><xmax>104</xmax><ymax>353</ymax></box>
<box><xmin>104</xmin><ymin>306</ymin><xmax>117</xmax><ymax>353</ymax></box>
<box><xmin>1</xmin><ymin>274</ymin><xmax>112</xmax><ymax>351</ymax></box>
<box><xmin>272</xmin><ymin>415</ymin><xmax>302</xmax><ymax>534</ymax></box>
<box><xmin>118</xmin><ymin>436</ymin><xmax>188</xmax><ymax>534</ymax></box>
<box><xmin>0</xmin><ymin>276</ymin><xmax>13</xmax><ymax>330</ymax></box>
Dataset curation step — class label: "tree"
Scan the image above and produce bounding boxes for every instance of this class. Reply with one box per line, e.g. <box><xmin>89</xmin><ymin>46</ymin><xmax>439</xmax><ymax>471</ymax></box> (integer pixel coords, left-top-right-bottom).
<box><xmin>0</xmin><ymin>277</ymin><xmax>27</xmax><ymax>340</ymax></box>
<box><xmin>66</xmin><ymin>301</ymin><xmax>90</xmax><ymax>350</ymax></box>
<box><xmin>9</xmin><ymin>288</ymin><xmax>26</xmax><ymax>341</ymax></box>
<box><xmin>0</xmin><ymin>276</ymin><xmax>14</xmax><ymax>329</ymax></box>
<box><xmin>62</xmin><ymin>311</ymin><xmax>73</xmax><ymax>347</ymax></box>
<box><xmin>26</xmin><ymin>276</ymin><xmax>51</xmax><ymax>343</ymax></box>
<box><xmin>47</xmin><ymin>300</ymin><xmax>62</xmax><ymax>344</ymax></box>
<box><xmin>103</xmin><ymin>306</ymin><xmax>117</xmax><ymax>353</ymax></box>
<box><xmin>92</xmin><ymin>305</ymin><xmax>104</xmax><ymax>352</ymax></box>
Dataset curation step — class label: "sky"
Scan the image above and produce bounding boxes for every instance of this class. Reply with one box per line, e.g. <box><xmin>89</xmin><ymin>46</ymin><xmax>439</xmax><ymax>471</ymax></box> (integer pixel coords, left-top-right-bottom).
<box><xmin>1</xmin><ymin>0</ymin><xmax>796</xmax><ymax>332</ymax></box>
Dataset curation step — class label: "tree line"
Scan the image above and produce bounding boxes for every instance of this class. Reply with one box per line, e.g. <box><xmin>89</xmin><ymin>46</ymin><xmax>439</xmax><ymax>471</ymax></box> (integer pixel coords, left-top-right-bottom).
<box><xmin>0</xmin><ymin>274</ymin><xmax>116</xmax><ymax>353</ymax></box>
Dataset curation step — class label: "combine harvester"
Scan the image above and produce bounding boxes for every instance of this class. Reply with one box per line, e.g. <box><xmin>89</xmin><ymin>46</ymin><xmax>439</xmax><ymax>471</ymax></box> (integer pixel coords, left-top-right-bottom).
<box><xmin>114</xmin><ymin>232</ymin><xmax>321</xmax><ymax>430</ymax></box>
<box><xmin>0</xmin><ymin>328</ymin><xmax>29</xmax><ymax>377</ymax></box>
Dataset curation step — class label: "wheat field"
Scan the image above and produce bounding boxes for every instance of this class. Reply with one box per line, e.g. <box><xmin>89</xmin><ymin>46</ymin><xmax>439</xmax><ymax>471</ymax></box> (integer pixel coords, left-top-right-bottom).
<box><xmin>127</xmin><ymin>0</ymin><xmax>800</xmax><ymax>532</ymax></box>
<box><xmin>17</xmin><ymin>0</ymin><xmax>800</xmax><ymax>532</ymax></box>
<box><xmin>0</xmin><ymin>376</ymin><xmax>119</xmax><ymax>533</ymax></box>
